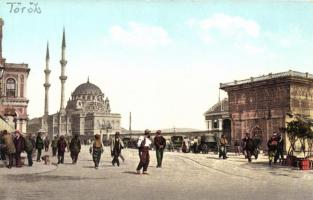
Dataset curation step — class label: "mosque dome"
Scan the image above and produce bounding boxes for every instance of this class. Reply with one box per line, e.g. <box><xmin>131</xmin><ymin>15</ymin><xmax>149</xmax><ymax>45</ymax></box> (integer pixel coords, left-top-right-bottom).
<box><xmin>72</xmin><ymin>80</ymin><xmax>103</xmax><ymax>96</ymax></box>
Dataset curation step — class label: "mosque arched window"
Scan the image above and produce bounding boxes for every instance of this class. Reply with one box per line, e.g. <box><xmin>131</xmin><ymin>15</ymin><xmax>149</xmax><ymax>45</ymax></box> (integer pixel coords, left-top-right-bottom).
<box><xmin>6</xmin><ymin>78</ymin><xmax>16</xmax><ymax>97</ymax></box>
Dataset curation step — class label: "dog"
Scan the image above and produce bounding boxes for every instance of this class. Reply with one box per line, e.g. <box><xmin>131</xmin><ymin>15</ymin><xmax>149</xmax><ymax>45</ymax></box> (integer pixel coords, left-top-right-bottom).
<box><xmin>41</xmin><ymin>155</ymin><xmax>50</xmax><ymax>165</ymax></box>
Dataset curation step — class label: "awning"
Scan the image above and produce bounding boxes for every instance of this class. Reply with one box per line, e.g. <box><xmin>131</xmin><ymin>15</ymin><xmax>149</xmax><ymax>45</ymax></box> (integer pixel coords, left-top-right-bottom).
<box><xmin>0</xmin><ymin>116</ymin><xmax>15</xmax><ymax>132</ymax></box>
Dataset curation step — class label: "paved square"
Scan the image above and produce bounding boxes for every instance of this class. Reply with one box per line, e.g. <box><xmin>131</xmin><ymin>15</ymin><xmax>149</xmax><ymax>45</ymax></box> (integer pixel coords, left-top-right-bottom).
<box><xmin>1</xmin><ymin>146</ymin><xmax>312</xmax><ymax>200</ymax></box>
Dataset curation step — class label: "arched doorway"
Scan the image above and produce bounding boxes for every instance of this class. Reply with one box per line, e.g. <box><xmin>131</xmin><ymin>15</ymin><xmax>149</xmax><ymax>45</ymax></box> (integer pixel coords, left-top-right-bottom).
<box><xmin>251</xmin><ymin>126</ymin><xmax>263</xmax><ymax>150</ymax></box>
<box><xmin>222</xmin><ymin>119</ymin><xmax>231</xmax><ymax>143</ymax></box>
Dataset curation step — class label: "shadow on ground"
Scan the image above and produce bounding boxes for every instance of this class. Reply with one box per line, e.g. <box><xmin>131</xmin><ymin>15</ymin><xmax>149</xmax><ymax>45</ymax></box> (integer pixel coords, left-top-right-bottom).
<box><xmin>123</xmin><ymin>171</ymin><xmax>139</xmax><ymax>175</ymax></box>
<box><xmin>5</xmin><ymin>174</ymin><xmax>105</xmax><ymax>183</ymax></box>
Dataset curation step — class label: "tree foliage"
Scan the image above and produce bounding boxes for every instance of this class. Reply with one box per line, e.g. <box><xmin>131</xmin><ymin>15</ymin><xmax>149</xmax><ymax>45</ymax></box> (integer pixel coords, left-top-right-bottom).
<box><xmin>285</xmin><ymin>119</ymin><xmax>313</xmax><ymax>157</ymax></box>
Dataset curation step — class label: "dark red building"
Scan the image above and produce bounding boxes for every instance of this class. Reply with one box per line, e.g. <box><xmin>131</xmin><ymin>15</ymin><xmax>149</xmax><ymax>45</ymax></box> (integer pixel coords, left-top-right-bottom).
<box><xmin>220</xmin><ymin>70</ymin><xmax>313</xmax><ymax>150</ymax></box>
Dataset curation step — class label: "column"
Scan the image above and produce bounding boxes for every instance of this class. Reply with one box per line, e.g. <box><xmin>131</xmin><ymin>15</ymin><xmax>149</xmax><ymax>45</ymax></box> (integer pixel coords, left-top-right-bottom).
<box><xmin>218</xmin><ymin>119</ymin><xmax>223</xmax><ymax>131</ymax></box>
<box><xmin>208</xmin><ymin>120</ymin><xmax>212</xmax><ymax>131</ymax></box>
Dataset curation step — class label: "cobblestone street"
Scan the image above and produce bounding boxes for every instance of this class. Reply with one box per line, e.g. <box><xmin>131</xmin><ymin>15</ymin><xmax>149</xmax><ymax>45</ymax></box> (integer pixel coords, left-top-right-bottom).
<box><xmin>0</xmin><ymin>146</ymin><xmax>313</xmax><ymax>200</ymax></box>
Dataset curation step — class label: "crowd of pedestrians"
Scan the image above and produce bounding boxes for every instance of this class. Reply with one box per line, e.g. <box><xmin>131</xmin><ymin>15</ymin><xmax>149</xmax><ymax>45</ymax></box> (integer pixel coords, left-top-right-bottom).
<box><xmin>238</xmin><ymin>132</ymin><xmax>284</xmax><ymax>165</ymax></box>
<box><xmin>1</xmin><ymin>127</ymin><xmax>286</xmax><ymax>173</ymax></box>
<box><xmin>0</xmin><ymin>130</ymin><xmax>82</xmax><ymax>168</ymax></box>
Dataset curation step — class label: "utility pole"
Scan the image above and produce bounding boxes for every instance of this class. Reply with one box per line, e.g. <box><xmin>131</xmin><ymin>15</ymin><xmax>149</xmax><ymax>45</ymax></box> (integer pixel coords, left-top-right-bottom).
<box><xmin>129</xmin><ymin>112</ymin><xmax>132</xmax><ymax>134</ymax></box>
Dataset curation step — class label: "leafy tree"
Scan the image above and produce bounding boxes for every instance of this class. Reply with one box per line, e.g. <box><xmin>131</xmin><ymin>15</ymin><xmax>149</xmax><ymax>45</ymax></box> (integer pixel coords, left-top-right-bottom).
<box><xmin>285</xmin><ymin>119</ymin><xmax>313</xmax><ymax>157</ymax></box>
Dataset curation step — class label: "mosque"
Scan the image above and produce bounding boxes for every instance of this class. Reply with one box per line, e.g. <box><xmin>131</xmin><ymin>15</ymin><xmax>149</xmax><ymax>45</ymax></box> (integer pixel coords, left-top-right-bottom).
<box><xmin>28</xmin><ymin>30</ymin><xmax>121</xmax><ymax>139</ymax></box>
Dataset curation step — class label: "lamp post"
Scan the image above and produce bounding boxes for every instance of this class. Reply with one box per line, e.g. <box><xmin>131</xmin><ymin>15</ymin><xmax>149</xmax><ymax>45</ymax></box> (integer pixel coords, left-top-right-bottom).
<box><xmin>100</xmin><ymin>121</ymin><xmax>112</xmax><ymax>146</ymax></box>
<box><xmin>105</xmin><ymin>121</ymin><xmax>112</xmax><ymax>145</ymax></box>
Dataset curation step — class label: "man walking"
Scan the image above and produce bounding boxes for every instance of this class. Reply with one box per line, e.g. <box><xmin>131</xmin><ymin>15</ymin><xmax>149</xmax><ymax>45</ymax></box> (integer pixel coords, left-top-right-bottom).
<box><xmin>51</xmin><ymin>136</ymin><xmax>58</xmax><ymax>157</ymax></box>
<box><xmin>268</xmin><ymin>133</ymin><xmax>278</xmax><ymax>166</ymax></box>
<box><xmin>136</xmin><ymin>129</ymin><xmax>152</xmax><ymax>174</ymax></box>
<box><xmin>57</xmin><ymin>135</ymin><xmax>67</xmax><ymax>164</ymax></box>
<box><xmin>154</xmin><ymin>130</ymin><xmax>166</xmax><ymax>168</ymax></box>
<box><xmin>91</xmin><ymin>134</ymin><xmax>103</xmax><ymax>169</ymax></box>
<box><xmin>69</xmin><ymin>134</ymin><xmax>81</xmax><ymax>164</ymax></box>
<box><xmin>275</xmin><ymin>133</ymin><xmax>284</xmax><ymax>163</ymax></box>
<box><xmin>24</xmin><ymin>133</ymin><xmax>35</xmax><ymax>166</ymax></box>
<box><xmin>2</xmin><ymin>130</ymin><xmax>16</xmax><ymax>168</ymax></box>
<box><xmin>44</xmin><ymin>137</ymin><xmax>50</xmax><ymax>152</ymax></box>
<box><xmin>242</xmin><ymin>133</ymin><xmax>255</xmax><ymax>163</ymax></box>
<box><xmin>219</xmin><ymin>134</ymin><xmax>228</xmax><ymax>159</ymax></box>
<box><xmin>35</xmin><ymin>132</ymin><xmax>44</xmax><ymax>162</ymax></box>
<box><xmin>110</xmin><ymin>132</ymin><xmax>124</xmax><ymax>167</ymax></box>
<box><xmin>13</xmin><ymin>130</ymin><xmax>25</xmax><ymax>167</ymax></box>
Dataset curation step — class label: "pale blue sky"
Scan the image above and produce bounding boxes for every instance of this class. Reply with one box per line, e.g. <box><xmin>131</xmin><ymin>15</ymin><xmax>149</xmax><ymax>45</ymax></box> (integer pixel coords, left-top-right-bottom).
<box><xmin>1</xmin><ymin>0</ymin><xmax>313</xmax><ymax>130</ymax></box>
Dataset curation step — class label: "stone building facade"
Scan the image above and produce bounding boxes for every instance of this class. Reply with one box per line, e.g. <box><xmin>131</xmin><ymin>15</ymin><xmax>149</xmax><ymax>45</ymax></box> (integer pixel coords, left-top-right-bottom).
<box><xmin>204</xmin><ymin>98</ymin><xmax>231</xmax><ymax>142</ymax></box>
<box><xmin>220</xmin><ymin>70</ymin><xmax>313</xmax><ymax>150</ymax></box>
<box><xmin>0</xmin><ymin>18</ymin><xmax>30</xmax><ymax>133</ymax></box>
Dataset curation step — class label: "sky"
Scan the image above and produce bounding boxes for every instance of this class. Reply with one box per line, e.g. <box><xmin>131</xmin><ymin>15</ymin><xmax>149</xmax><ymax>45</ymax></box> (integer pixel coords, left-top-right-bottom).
<box><xmin>1</xmin><ymin>0</ymin><xmax>313</xmax><ymax>130</ymax></box>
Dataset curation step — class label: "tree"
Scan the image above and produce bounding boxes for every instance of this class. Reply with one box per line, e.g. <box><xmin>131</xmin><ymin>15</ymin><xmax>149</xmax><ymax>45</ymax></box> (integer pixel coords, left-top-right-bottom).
<box><xmin>285</xmin><ymin>119</ymin><xmax>313</xmax><ymax>157</ymax></box>
<box><xmin>285</xmin><ymin>120</ymin><xmax>299</xmax><ymax>156</ymax></box>
<box><xmin>307</xmin><ymin>130</ymin><xmax>313</xmax><ymax>157</ymax></box>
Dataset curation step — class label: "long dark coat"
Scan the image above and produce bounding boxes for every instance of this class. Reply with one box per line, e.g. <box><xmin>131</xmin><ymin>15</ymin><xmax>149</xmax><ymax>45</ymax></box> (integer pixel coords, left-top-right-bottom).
<box><xmin>57</xmin><ymin>139</ymin><xmax>67</xmax><ymax>153</ymax></box>
<box><xmin>14</xmin><ymin>136</ymin><xmax>25</xmax><ymax>153</ymax></box>
<box><xmin>3</xmin><ymin>134</ymin><xmax>16</xmax><ymax>154</ymax></box>
<box><xmin>69</xmin><ymin>138</ymin><xmax>81</xmax><ymax>153</ymax></box>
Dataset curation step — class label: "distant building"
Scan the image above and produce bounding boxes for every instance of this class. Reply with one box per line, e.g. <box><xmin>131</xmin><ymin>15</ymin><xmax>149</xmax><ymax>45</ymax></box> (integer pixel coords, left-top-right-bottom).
<box><xmin>0</xmin><ymin>18</ymin><xmax>30</xmax><ymax>132</ymax></box>
<box><xmin>204</xmin><ymin>98</ymin><xmax>231</xmax><ymax>142</ymax></box>
<box><xmin>28</xmin><ymin>30</ymin><xmax>121</xmax><ymax>139</ymax></box>
<box><xmin>220</xmin><ymin>70</ymin><xmax>313</xmax><ymax>150</ymax></box>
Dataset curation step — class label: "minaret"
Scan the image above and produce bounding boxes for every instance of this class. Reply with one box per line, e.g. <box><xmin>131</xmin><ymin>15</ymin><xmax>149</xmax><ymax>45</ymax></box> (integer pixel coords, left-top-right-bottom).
<box><xmin>0</xmin><ymin>18</ymin><xmax>5</xmax><ymax>98</ymax></box>
<box><xmin>0</xmin><ymin>18</ymin><xmax>3</xmax><ymax>60</ymax></box>
<box><xmin>59</xmin><ymin>28</ymin><xmax>67</xmax><ymax>113</ymax></box>
<box><xmin>44</xmin><ymin>42</ymin><xmax>51</xmax><ymax>116</ymax></box>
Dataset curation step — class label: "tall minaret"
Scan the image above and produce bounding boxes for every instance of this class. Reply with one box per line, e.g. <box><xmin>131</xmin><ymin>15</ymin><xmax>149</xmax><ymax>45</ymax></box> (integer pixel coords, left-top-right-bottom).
<box><xmin>0</xmin><ymin>18</ymin><xmax>4</xmax><ymax>98</ymax></box>
<box><xmin>0</xmin><ymin>18</ymin><xmax>4</xmax><ymax>60</ymax></box>
<box><xmin>0</xmin><ymin>18</ymin><xmax>5</xmax><ymax>67</ymax></box>
<box><xmin>44</xmin><ymin>42</ymin><xmax>51</xmax><ymax>116</ymax></box>
<box><xmin>59</xmin><ymin>28</ymin><xmax>67</xmax><ymax>113</ymax></box>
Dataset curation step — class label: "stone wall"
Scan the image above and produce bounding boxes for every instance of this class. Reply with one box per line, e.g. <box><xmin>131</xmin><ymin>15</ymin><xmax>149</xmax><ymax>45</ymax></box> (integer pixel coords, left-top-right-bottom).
<box><xmin>222</xmin><ymin>75</ymin><xmax>313</xmax><ymax>150</ymax></box>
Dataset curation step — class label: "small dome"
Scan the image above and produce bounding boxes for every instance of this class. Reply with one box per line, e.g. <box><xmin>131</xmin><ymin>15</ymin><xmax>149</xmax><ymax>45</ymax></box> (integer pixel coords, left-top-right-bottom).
<box><xmin>72</xmin><ymin>81</ymin><xmax>103</xmax><ymax>96</ymax></box>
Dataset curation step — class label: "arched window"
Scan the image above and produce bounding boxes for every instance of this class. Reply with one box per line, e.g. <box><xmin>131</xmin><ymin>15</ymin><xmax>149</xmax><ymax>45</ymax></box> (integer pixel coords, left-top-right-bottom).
<box><xmin>6</xmin><ymin>78</ymin><xmax>16</xmax><ymax>97</ymax></box>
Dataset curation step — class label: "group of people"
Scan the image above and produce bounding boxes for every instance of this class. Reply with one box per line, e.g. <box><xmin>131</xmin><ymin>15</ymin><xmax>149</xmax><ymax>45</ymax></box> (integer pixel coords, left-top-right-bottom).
<box><xmin>0</xmin><ymin>127</ymin><xmax>167</xmax><ymax>174</ymax></box>
<box><xmin>32</xmin><ymin>133</ymin><xmax>82</xmax><ymax>165</ymax></box>
<box><xmin>1</xmin><ymin>127</ymin><xmax>286</xmax><ymax>173</ymax></box>
<box><xmin>240</xmin><ymin>132</ymin><xmax>284</xmax><ymax>165</ymax></box>
<box><xmin>89</xmin><ymin>129</ymin><xmax>167</xmax><ymax>174</ymax></box>
<box><xmin>0</xmin><ymin>130</ymin><xmax>27</xmax><ymax>168</ymax></box>
<box><xmin>267</xmin><ymin>133</ymin><xmax>284</xmax><ymax>165</ymax></box>
<box><xmin>88</xmin><ymin>131</ymin><xmax>125</xmax><ymax>169</ymax></box>
<box><xmin>217</xmin><ymin>132</ymin><xmax>284</xmax><ymax>166</ymax></box>
<box><xmin>136</xmin><ymin>129</ymin><xmax>166</xmax><ymax>174</ymax></box>
<box><xmin>241</xmin><ymin>133</ymin><xmax>260</xmax><ymax>162</ymax></box>
<box><xmin>0</xmin><ymin>130</ymin><xmax>83</xmax><ymax>168</ymax></box>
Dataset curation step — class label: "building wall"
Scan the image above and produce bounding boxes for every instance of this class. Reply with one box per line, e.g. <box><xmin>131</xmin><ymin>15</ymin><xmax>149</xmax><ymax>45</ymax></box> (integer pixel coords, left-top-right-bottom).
<box><xmin>290</xmin><ymin>82</ymin><xmax>313</xmax><ymax>117</ymax></box>
<box><xmin>226</xmin><ymin>82</ymin><xmax>290</xmax><ymax>149</ymax></box>
<box><xmin>223</xmin><ymin>76</ymin><xmax>313</xmax><ymax>151</ymax></box>
<box><xmin>0</xmin><ymin>64</ymin><xmax>29</xmax><ymax>133</ymax></box>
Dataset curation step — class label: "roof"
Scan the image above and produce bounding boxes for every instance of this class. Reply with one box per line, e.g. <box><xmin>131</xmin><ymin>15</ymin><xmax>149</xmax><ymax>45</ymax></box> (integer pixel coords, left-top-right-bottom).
<box><xmin>72</xmin><ymin>81</ymin><xmax>103</xmax><ymax>96</ymax></box>
<box><xmin>204</xmin><ymin>98</ymin><xmax>229</xmax><ymax>115</ymax></box>
<box><xmin>220</xmin><ymin>70</ymin><xmax>313</xmax><ymax>89</ymax></box>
